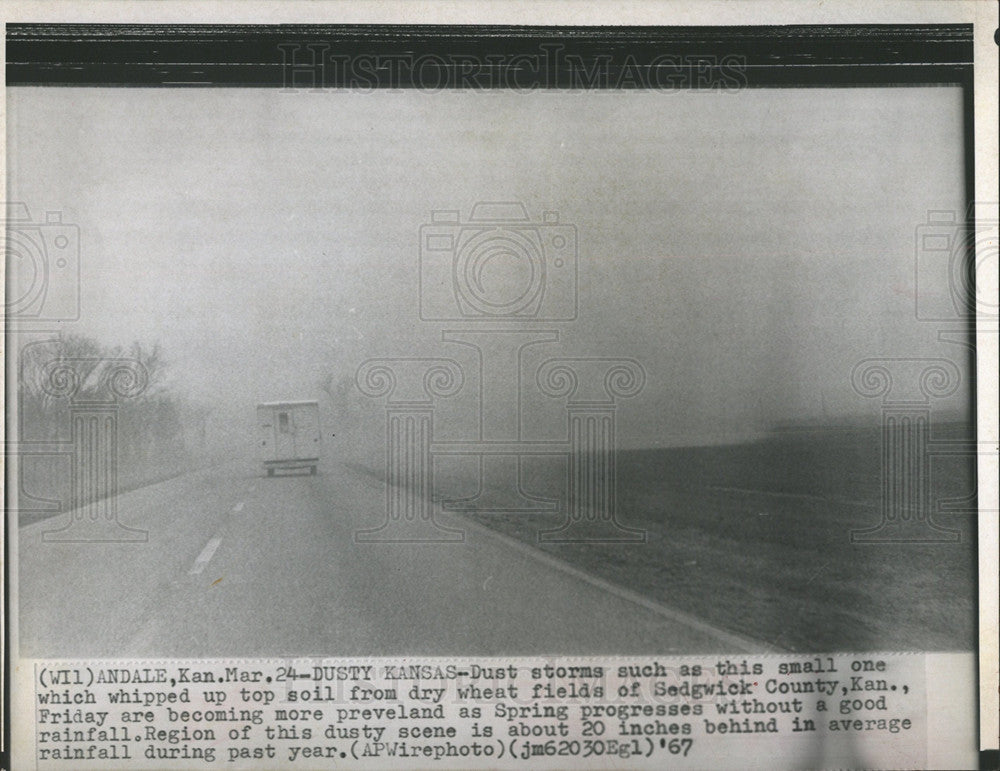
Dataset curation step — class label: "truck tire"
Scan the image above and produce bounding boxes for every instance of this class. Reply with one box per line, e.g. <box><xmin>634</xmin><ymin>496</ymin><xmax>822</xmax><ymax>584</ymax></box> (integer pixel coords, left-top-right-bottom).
<box><xmin>310</xmin><ymin>466</ymin><xmax>317</xmax><ymax>476</ymax></box>
<box><xmin>267</xmin><ymin>468</ymin><xmax>274</xmax><ymax>477</ymax></box>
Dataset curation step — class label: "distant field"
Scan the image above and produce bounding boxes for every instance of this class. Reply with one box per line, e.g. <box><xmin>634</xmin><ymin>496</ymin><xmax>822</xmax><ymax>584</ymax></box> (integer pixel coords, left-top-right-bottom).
<box><xmin>444</xmin><ymin>422</ymin><xmax>977</xmax><ymax>652</ymax></box>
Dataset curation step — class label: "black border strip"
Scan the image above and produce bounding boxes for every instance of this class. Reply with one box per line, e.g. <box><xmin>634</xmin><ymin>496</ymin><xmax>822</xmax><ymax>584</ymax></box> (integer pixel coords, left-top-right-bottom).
<box><xmin>6</xmin><ymin>24</ymin><xmax>973</xmax><ymax>87</ymax></box>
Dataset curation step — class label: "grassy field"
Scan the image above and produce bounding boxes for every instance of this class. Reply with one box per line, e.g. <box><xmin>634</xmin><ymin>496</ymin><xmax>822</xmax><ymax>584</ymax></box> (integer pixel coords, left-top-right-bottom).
<box><xmin>448</xmin><ymin>422</ymin><xmax>977</xmax><ymax>652</ymax></box>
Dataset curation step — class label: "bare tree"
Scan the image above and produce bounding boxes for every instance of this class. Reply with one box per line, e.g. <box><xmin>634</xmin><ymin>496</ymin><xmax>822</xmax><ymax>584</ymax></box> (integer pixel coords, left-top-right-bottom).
<box><xmin>16</xmin><ymin>333</ymin><xmax>212</xmax><ymax>493</ymax></box>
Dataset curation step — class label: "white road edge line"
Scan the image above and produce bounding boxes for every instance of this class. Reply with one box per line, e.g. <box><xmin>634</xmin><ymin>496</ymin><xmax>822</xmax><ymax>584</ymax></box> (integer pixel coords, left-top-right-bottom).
<box><xmin>441</xmin><ymin>510</ymin><xmax>784</xmax><ymax>654</ymax></box>
<box><xmin>188</xmin><ymin>537</ymin><xmax>222</xmax><ymax>575</ymax></box>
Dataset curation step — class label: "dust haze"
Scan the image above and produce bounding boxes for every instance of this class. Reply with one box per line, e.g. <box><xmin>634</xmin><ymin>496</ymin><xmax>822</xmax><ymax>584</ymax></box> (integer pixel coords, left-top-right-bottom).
<box><xmin>6</xmin><ymin>86</ymin><xmax>969</xmax><ymax>462</ymax></box>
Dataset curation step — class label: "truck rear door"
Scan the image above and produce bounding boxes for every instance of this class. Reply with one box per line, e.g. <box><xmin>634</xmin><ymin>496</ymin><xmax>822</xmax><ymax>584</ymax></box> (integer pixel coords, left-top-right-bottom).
<box><xmin>275</xmin><ymin>409</ymin><xmax>295</xmax><ymax>460</ymax></box>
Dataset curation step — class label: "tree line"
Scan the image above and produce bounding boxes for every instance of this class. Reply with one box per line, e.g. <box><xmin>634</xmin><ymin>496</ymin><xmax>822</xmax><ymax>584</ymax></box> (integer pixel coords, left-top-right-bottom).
<box><xmin>15</xmin><ymin>334</ymin><xmax>212</xmax><ymax>519</ymax></box>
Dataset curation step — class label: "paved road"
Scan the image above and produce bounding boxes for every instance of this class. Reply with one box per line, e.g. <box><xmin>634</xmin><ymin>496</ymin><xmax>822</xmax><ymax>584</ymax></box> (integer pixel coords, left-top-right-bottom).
<box><xmin>17</xmin><ymin>455</ymin><xmax>767</xmax><ymax>658</ymax></box>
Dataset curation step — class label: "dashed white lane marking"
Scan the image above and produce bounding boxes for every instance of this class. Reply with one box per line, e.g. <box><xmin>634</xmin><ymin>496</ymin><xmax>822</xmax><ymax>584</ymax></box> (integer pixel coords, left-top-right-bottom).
<box><xmin>188</xmin><ymin>537</ymin><xmax>222</xmax><ymax>575</ymax></box>
<box><xmin>232</xmin><ymin>501</ymin><xmax>245</xmax><ymax>513</ymax></box>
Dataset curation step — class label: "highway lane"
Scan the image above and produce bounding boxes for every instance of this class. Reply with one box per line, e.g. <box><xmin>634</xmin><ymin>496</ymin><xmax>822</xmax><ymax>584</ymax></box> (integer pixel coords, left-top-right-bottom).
<box><xmin>17</xmin><ymin>455</ymin><xmax>769</xmax><ymax>658</ymax></box>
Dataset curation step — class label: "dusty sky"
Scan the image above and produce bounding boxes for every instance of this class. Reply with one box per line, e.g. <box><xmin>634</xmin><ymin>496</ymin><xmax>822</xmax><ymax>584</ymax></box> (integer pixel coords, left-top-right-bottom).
<box><xmin>6</xmin><ymin>86</ymin><xmax>969</xmax><ymax>447</ymax></box>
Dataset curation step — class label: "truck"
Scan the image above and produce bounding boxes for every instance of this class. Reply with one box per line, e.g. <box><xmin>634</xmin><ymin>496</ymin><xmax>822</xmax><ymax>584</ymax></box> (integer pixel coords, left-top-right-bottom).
<box><xmin>256</xmin><ymin>400</ymin><xmax>321</xmax><ymax>476</ymax></box>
